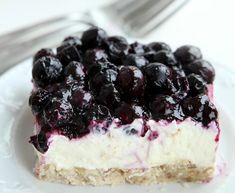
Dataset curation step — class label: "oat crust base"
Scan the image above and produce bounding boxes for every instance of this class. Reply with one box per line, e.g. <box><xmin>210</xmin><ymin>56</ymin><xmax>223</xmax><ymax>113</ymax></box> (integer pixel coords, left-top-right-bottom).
<box><xmin>34</xmin><ymin>160</ymin><xmax>214</xmax><ymax>185</ymax></box>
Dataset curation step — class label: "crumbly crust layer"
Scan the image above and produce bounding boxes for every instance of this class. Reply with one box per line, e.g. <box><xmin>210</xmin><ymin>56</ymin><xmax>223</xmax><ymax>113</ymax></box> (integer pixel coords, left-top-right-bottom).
<box><xmin>34</xmin><ymin>160</ymin><xmax>214</xmax><ymax>185</ymax></box>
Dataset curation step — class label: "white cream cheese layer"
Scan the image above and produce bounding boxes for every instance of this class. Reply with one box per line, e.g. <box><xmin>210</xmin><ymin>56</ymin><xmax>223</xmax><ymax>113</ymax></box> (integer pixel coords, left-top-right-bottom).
<box><xmin>36</xmin><ymin>119</ymin><xmax>218</xmax><ymax>170</ymax></box>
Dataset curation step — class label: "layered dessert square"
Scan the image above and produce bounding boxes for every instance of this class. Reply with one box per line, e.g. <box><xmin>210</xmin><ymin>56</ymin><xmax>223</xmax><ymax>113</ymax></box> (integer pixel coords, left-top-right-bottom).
<box><xmin>29</xmin><ymin>26</ymin><xmax>219</xmax><ymax>185</ymax></box>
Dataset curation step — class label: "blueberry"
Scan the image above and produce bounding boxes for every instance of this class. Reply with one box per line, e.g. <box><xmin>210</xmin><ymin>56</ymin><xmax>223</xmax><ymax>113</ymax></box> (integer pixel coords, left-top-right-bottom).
<box><xmin>88</xmin><ymin>59</ymin><xmax>118</xmax><ymax>78</ymax></box>
<box><xmin>105</xmin><ymin>36</ymin><xmax>129</xmax><ymax>63</ymax></box>
<box><xmin>90</xmin><ymin>68</ymin><xmax>118</xmax><ymax>91</ymax></box>
<box><xmin>96</xmin><ymin>83</ymin><xmax>121</xmax><ymax>109</ymax></box>
<box><xmin>182</xmin><ymin>95</ymin><xmax>218</xmax><ymax>126</ymax></box>
<box><xmin>57</xmin><ymin>45</ymin><xmax>81</xmax><ymax>66</ymax></box>
<box><xmin>53</xmin><ymin>79</ymin><xmax>89</xmax><ymax>101</ymax></box>
<box><xmin>129</xmin><ymin>41</ymin><xmax>149</xmax><ymax>54</ymax></box>
<box><xmin>183</xmin><ymin>60</ymin><xmax>215</xmax><ymax>83</ymax></box>
<box><xmin>173</xmin><ymin>76</ymin><xmax>189</xmax><ymax>100</ymax></box>
<box><xmin>149</xmin><ymin>95</ymin><xmax>184</xmax><ymax>121</ymax></box>
<box><xmin>63</xmin><ymin>36</ymin><xmax>81</xmax><ymax>43</ymax></box>
<box><xmin>44</xmin><ymin>81</ymin><xmax>72</xmax><ymax>101</ymax></box>
<box><xmin>123</xmin><ymin>126</ymin><xmax>139</xmax><ymax>135</ymax></box>
<box><xmin>143</xmin><ymin>51</ymin><xmax>157</xmax><ymax>62</ymax></box>
<box><xmin>81</xmin><ymin>26</ymin><xmax>107</xmax><ymax>50</ymax></box>
<box><xmin>115</xmin><ymin>102</ymin><xmax>150</xmax><ymax>124</ymax></box>
<box><xmin>54</xmin><ymin>86</ymin><xmax>72</xmax><ymax>101</ymax></box>
<box><xmin>70</xmin><ymin>88</ymin><xmax>93</xmax><ymax>115</ymax></box>
<box><xmin>32</xmin><ymin>56</ymin><xmax>63</xmax><ymax>87</ymax></box>
<box><xmin>33</xmin><ymin>48</ymin><xmax>55</xmax><ymax>64</ymax></box>
<box><xmin>172</xmin><ymin>65</ymin><xmax>186</xmax><ymax>78</ymax></box>
<box><xmin>132</xmin><ymin>104</ymin><xmax>151</xmax><ymax>119</ymax></box>
<box><xmin>58</xmin><ymin>118</ymin><xmax>89</xmax><ymax>139</ymax></box>
<box><xmin>174</xmin><ymin>45</ymin><xmax>202</xmax><ymax>65</ymax></box>
<box><xmin>151</xmin><ymin>50</ymin><xmax>177</xmax><ymax>67</ymax></box>
<box><xmin>64</xmin><ymin>61</ymin><xmax>86</xmax><ymax>81</ymax></box>
<box><xmin>203</xmin><ymin>100</ymin><xmax>218</xmax><ymax>126</ymax></box>
<box><xmin>45</xmin><ymin>82</ymin><xmax>61</xmax><ymax>94</ymax></box>
<box><xmin>30</xmin><ymin>131</ymin><xmax>48</xmax><ymax>153</ymax></box>
<box><xmin>187</xmin><ymin>73</ymin><xmax>207</xmax><ymax>96</ymax></box>
<box><xmin>29</xmin><ymin>88</ymin><xmax>50</xmax><ymax>115</ymax></box>
<box><xmin>144</xmin><ymin>63</ymin><xmax>173</xmax><ymax>93</ymax></box>
<box><xmin>64</xmin><ymin>78</ymin><xmax>88</xmax><ymax>91</ymax></box>
<box><xmin>83</xmin><ymin>48</ymin><xmax>109</xmax><ymax>67</ymax></box>
<box><xmin>40</xmin><ymin>123</ymin><xmax>52</xmax><ymax>133</ymax></box>
<box><xmin>117</xmin><ymin>65</ymin><xmax>145</xmax><ymax>99</ymax></box>
<box><xmin>57</xmin><ymin>36</ymin><xmax>82</xmax><ymax>53</ymax></box>
<box><xmin>43</xmin><ymin>98</ymin><xmax>73</xmax><ymax>127</ymax></box>
<box><xmin>122</xmin><ymin>54</ymin><xmax>149</xmax><ymax>69</ymax></box>
<box><xmin>86</xmin><ymin>104</ymin><xmax>112</xmax><ymax>122</ymax></box>
<box><xmin>148</xmin><ymin>42</ymin><xmax>171</xmax><ymax>52</ymax></box>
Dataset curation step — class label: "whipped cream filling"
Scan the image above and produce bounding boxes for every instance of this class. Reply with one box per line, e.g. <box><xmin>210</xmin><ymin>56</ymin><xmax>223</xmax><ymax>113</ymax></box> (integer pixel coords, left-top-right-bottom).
<box><xmin>36</xmin><ymin>118</ymin><xmax>219</xmax><ymax>170</ymax></box>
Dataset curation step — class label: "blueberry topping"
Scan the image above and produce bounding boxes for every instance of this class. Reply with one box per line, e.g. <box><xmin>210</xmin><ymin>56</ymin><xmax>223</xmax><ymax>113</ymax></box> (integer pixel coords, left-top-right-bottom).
<box><xmin>129</xmin><ymin>41</ymin><xmax>149</xmax><ymax>54</ymax></box>
<box><xmin>122</xmin><ymin>54</ymin><xmax>149</xmax><ymax>69</ymax></box>
<box><xmin>70</xmin><ymin>88</ymin><xmax>93</xmax><ymax>115</ymax></box>
<box><xmin>57</xmin><ymin>45</ymin><xmax>81</xmax><ymax>66</ymax></box>
<box><xmin>63</xmin><ymin>36</ymin><xmax>82</xmax><ymax>43</ymax></box>
<box><xmin>117</xmin><ymin>65</ymin><xmax>145</xmax><ymax>99</ymax></box>
<box><xmin>96</xmin><ymin>83</ymin><xmax>121</xmax><ymax>108</ymax></box>
<box><xmin>44</xmin><ymin>82</ymin><xmax>60</xmax><ymax>93</ymax></box>
<box><xmin>81</xmin><ymin>26</ymin><xmax>107</xmax><ymax>50</ymax></box>
<box><xmin>57</xmin><ymin>36</ymin><xmax>82</xmax><ymax>53</ymax></box>
<box><xmin>64</xmin><ymin>78</ymin><xmax>88</xmax><ymax>91</ymax></box>
<box><xmin>58</xmin><ymin>118</ymin><xmax>89</xmax><ymax>139</ymax></box>
<box><xmin>182</xmin><ymin>95</ymin><xmax>218</xmax><ymax>126</ymax></box>
<box><xmin>187</xmin><ymin>73</ymin><xmax>207</xmax><ymax>96</ymax></box>
<box><xmin>64</xmin><ymin>61</ymin><xmax>86</xmax><ymax>81</ymax></box>
<box><xmin>132</xmin><ymin>104</ymin><xmax>151</xmax><ymax>119</ymax></box>
<box><xmin>88</xmin><ymin>59</ymin><xmax>118</xmax><ymax>78</ymax></box>
<box><xmin>144</xmin><ymin>63</ymin><xmax>173</xmax><ymax>94</ymax></box>
<box><xmin>148</xmin><ymin>42</ymin><xmax>171</xmax><ymax>52</ymax></box>
<box><xmin>143</xmin><ymin>51</ymin><xmax>157</xmax><ymax>63</ymax></box>
<box><xmin>172</xmin><ymin>65</ymin><xmax>186</xmax><ymax>78</ymax></box>
<box><xmin>30</xmin><ymin>131</ymin><xmax>48</xmax><ymax>153</ymax></box>
<box><xmin>29</xmin><ymin>88</ymin><xmax>50</xmax><ymax>115</ymax></box>
<box><xmin>149</xmin><ymin>95</ymin><xmax>183</xmax><ymax>121</ymax></box>
<box><xmin>32</xmin><ymin>56</ymin><xmax>63</xmax><ymax>87</ymax></box>
<box><xmin>43</xmin><ymin>98</ymin><xmax>73</xmax><ymax>127</ymax></box>
<box><xmin>183</xmin><ymin>59</ymin><xmax>215</xmax><ymax>83</ymax></box>
<box><xmin>173</xmin><ymin>76</ymin><xmax>189</xmax><ymax>100</ymax></box>
<box><xmin>33</xmin><ymin>48</ymin><xmax>55</xmax><ymax>64</ymax></box>
<box><xmin>151</xmin><ymin>50</ymin><xmax>177</xmax><ymax>67</ymax></box>
<box><xmin>83</xmin><ymin>48</ymin><xmax>108</xmax><ymax>67</ymax></box>
<box><xmin>91</xmin><ymin>68</ymin><xmax>118</xmax><ymax>91</ymax></box>
<box><xmin>115</xmin><ymin>102</ymin><xmax>150</xmax><ymax>124</ymax></box>
<box><xmin>53</xmin><ymin>86</ymin><xmax>72</xmax><ymax>101</ymax></box>
<box><xmin>105</xmin><ymin>36</ymin><xmax>129</xmax><ymax>63</ymax></box>
<box><xmin>174</xmin><ymin>45</ymin><xmax>202</xmax><ymax>65</ymax></box>
<box><xmin>86</xmin><ymin>104</ymin><xmax>111</xmax><ymax>122</ymax></box>
<box><xmin>30</xmin><ymin>27</ymin><xmax>218</xmax><ymax>144</ymax></box>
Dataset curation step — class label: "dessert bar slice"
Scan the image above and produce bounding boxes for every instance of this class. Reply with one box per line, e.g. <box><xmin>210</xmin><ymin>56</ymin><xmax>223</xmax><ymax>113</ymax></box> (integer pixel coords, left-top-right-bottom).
<box><xmin>29</xmin><ymin>26</ymin><xmax>219</xmax><ymax>185</ymax></box>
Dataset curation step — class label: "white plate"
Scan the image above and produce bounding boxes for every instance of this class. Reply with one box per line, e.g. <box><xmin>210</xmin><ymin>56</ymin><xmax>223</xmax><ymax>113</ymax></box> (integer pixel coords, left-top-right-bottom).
<box><xmin>0</xmin><ymin>59</ymin><xmax>235</xmax><ymax>193</ymax></box>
